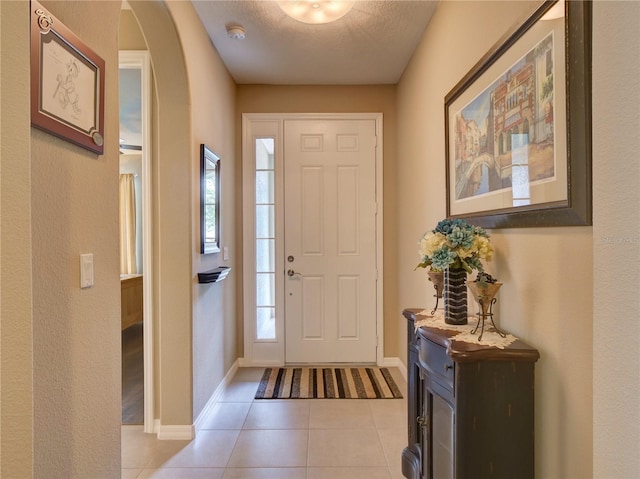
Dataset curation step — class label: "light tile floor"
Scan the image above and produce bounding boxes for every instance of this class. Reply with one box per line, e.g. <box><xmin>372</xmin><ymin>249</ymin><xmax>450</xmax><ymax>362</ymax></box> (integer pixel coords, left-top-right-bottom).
<box><xmin>122</xmin><ymin>367</ymin><xmax>407</xmax><ymax>479</ymax></box>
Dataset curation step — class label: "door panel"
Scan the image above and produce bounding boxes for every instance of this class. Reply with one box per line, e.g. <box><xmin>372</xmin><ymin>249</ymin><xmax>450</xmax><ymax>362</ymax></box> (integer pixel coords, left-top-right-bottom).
<box><xmin>284</xmin><ymin>119</ymin><xmax>377</xmax><ymax>363</ymax></box>
<box><xmin>337</xmin><ymin>275</ymin><xmax>359</xmax><ymax>338</ymax></box>
<box><xmin>337</xmin><ymin>166</ymin><xmax>359</xmax><ymax>254</ymax></box>
<box><xmin>301</xmin><ymin>167</ymin><xmax>324</xmax><ymax>254</ymax></box>
<box><xmin>302</xmin><ymin>276</ymin><xmax>324</xmax><ymax>339</ymax></box>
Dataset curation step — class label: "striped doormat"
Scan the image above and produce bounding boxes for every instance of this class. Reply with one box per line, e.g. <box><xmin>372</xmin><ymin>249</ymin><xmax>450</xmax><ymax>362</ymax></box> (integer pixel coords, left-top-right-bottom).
<box><xmin>255</xmin><ymin>367</ymin><xmax>403</xmax><ymax>399</ymax></box>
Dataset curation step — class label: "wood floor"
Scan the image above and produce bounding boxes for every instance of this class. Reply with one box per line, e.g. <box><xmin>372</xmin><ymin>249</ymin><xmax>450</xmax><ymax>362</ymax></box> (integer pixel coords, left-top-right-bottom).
<box><xmin>122</xmin><ymin>322</ymin><xmax>144</xmax><ymax>425</ymax></box>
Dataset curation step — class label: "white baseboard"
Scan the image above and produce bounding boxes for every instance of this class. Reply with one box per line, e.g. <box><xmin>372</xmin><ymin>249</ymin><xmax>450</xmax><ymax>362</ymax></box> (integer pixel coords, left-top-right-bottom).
<box><xmin>240</xmin><ymin>358</ymin><xmax>283</xmax><ymax>367</ymax></box>
<box><xmin>193</xmin><ymin>359</ymin><xmax>241</xmax><ymax>432</ymax></box>
<box><xmin>157</xmin><ymin>424</ymin><xmax>195</xmax><ymax>441</ymax></box>
<box><xmin>155</xmin><ymin>359</ymin><xmax>241</xmax><ymax>440</ymax></box>
<box><xmin>380</xmin><ymin>356</ymin><xmax>407</xmax><ymax>382</ymax></box>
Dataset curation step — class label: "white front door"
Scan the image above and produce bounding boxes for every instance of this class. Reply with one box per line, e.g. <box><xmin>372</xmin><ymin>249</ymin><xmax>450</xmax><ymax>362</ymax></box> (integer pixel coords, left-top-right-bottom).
<box><xmin>284</xmin><ymin>119</ymin><xmax>377</xmax><ymax>363</ymax></box>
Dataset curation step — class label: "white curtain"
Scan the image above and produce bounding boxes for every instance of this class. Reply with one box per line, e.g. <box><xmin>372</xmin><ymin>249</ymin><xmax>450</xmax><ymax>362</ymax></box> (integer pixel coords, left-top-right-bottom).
<box><xmin>119</xmin><ymin>174</ymin><xmax>137</xmax><ymax>275</ymax></box>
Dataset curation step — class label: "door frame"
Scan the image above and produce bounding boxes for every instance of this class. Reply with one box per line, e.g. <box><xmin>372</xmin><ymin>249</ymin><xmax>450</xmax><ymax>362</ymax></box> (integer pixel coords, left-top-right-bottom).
<box><xmin>119</xmin><ymin>50</ymin><xmax>154</xmax><ymax>432</ymax></box>
<box><xmin>242</xmin><ymin>113</ymin><xmax>384</xmax><ymax>367</ymax></box>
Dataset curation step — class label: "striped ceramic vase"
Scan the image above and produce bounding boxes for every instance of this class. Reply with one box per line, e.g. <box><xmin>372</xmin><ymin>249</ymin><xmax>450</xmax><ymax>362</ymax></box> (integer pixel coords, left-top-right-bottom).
<box><xmin>444</xmin><ymin>267</ymin><xmax>468</xmax><ymax>325</ymax></box>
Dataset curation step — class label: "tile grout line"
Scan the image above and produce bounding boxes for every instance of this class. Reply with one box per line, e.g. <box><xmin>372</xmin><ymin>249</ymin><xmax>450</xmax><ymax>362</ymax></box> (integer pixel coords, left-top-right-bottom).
<box><xmin>223</xmin><ymin>392</ymin><xmax>256</xmax><ymax>472</ymax></box>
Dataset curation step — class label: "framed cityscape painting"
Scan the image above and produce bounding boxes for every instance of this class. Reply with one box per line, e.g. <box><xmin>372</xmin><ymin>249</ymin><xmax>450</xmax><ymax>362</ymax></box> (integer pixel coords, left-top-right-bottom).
<box><xmin>445</xmin><ymin>0</ymin><xmax>591</xmax><ymax>228</ymax></box>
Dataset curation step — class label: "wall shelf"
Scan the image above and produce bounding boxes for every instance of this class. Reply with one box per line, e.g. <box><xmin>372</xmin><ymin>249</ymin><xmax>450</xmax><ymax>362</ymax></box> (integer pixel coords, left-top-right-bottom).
<box><xmin>197</xmin><ymin>267</ymin><xmax>230</xmax><ymax>284</ymax></box>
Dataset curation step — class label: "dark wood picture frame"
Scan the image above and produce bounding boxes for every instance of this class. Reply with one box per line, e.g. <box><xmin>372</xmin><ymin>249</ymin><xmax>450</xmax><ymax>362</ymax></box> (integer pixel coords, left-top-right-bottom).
<box><xmin>30</xmin><ymin>0</ymin><xmax>105</xmax><ymax>155</ymax></box>
<box><xmin>200</xmin><ymin>144</ymin><xmax>221</xmax><ymax>255</ymax></box>
<box><xmin>445</xmin><ymin>0</ymin><xmax>592</xmax><ymax>228</ymax></box>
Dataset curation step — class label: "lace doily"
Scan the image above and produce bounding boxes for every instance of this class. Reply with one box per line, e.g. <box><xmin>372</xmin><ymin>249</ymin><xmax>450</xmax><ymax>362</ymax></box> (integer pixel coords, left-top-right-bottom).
<box><xmin>451</xmin><ymin>330</ymin><xmax>517</xmax><ymax>349</ymax></box>
<box><xmin>414</xmin><ymin>309</ymin><xmax>517</xmax><ymax>349</ymax></box>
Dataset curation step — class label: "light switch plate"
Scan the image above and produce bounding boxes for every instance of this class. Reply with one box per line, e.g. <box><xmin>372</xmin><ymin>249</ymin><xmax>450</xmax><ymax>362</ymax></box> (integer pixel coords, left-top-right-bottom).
<box><xmin>223</xmin><ymin>246</ymin><xmax>229</xmax><ymax>261</ymax></box>
<box><xmin>80</xmin><ymin>254</ymin><xmax>94</xmax><ymax>289</ymax></box>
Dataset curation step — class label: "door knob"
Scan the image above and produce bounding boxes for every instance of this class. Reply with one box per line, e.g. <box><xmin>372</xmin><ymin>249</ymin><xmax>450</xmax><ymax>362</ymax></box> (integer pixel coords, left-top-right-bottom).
<box><xmin>287</xmin><ymin>269</ymin><xmax>301</xmax><ymax>278</ymax></box>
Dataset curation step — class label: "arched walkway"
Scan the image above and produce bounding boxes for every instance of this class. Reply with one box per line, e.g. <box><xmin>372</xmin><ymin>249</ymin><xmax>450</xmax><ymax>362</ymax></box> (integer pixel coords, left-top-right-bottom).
<box><xmin>127</xmin><ymin>0</ymin><xmax>194</xmax><ymax>434</ymax></box>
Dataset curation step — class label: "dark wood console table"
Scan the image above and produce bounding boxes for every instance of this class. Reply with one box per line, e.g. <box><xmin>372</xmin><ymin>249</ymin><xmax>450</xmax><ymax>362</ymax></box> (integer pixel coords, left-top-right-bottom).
<box><xmin>402</xmin><ymin>308</ymin><xmax>539</xmax><ymax>479</ymax></box>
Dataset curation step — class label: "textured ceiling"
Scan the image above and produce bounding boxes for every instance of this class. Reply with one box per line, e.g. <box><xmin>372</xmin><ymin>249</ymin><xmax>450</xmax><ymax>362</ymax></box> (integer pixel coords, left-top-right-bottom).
<box><xmin>192</xmin><ymin>0</ymin><xmax>439</xmax><ymax>85</ymax></box>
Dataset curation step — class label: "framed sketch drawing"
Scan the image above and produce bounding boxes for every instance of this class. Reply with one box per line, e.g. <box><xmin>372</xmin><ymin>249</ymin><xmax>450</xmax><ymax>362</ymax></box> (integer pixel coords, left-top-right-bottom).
<box><xmin>30</xmin><ymin>0</ymin><xmax>105</xmax><ymax>154</ymax></box>
<box><xmin>445</xmin><ymin>0</ymin><xmax>591</xmax><ymax>228</ymax></box>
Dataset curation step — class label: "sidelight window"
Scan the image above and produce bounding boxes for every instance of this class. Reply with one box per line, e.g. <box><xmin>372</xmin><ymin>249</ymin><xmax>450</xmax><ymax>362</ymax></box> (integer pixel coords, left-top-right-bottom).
<box><xmin>255</xmin><ymin>138</ymin><xmax>276</xmax><ymax>340</ymax></box>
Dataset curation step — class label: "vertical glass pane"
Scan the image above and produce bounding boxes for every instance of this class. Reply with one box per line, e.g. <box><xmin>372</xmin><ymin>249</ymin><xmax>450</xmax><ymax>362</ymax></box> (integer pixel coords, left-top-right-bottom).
<box><xmin>256</xmin><ymin>239</ymin><xmax>275</xmax><ymax>273</ymax></box>
<box><xmin>256</xmin><ymin>138</ymin><xmax>275</xmax><ymax>170</ymax></box>
<box><xmin>255</xmin><ymin>137</ymin><xmax>276</xmax><ymax>341</ymax></box>
<box><xmin>256</xmin><ymin>171</ymin><xmax>274</xmax><ymax>204</ymax></box>
<box><xmin>256</xmin><ymin>273</ymin><xmax>275</xmax><ymax>307</ymax></box>
<box><xmin>256</xmin><ymin>205</ymin><xmax>274</xmax><ymax>238</ymax></box>
<box><xmin>256</xmin><ymin>307</ymin><xmax>276</xmax><ymax>340</ymax></box>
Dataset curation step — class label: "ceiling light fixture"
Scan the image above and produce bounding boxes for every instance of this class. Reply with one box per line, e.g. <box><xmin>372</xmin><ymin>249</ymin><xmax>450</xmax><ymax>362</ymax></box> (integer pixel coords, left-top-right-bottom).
<box><xmin>278</xmin><ymin>1</ymin><xmax>354</xmax><ymax>25</ymax></box>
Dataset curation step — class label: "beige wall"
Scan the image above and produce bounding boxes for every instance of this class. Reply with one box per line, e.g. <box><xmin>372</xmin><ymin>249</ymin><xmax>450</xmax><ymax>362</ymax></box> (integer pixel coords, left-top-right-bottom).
<box><xmin>166</xmin><ymin>1</ymin><xmax>238</xmax><ymax>420</ymax></box>
<box><xmin>1</xmin><ymin>1</ymin><xmax>34</xmax><ymax>477</ymax></box>
<box><xmin>236</xmin><ymin>85</ymin><xmax>399</xmax><ymax>357</ymax></box>
<box><xmin>592</xmin><ymin>1</ymin><xmax>640</xmax><ymax>478</ymax></box>
<box><xmin>397</xmin><ymin>2</ymin><xmax>593</xmax><ymax>478</ymax></box>
<box><xmin>119</xmin><ymin>9</ymin><xmax>147</xmax><ymax>49</ymax></box>
<box><xmin>29</xmin><ymin>0</ymin><xmax>122</xmax><ymax>476</ymax></box>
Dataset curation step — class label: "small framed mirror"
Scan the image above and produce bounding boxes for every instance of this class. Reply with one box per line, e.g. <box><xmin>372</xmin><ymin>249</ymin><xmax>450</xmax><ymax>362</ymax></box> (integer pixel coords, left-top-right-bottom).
<box><xmin>200</xmin><ymin>144</ymin><xmax>221</xmax><ymax>254</ymax></box>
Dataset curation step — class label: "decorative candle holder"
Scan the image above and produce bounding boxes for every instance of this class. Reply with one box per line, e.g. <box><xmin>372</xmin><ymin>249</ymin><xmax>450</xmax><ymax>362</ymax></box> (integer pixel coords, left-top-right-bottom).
<box><xmin>427</xmin><ymin>270</ymin><xmax>444</xmax><ymax>315</ymax></box>
<box><xmin>466</xmin><ymin>277</ymin><xmax>506</xmax><ymax>342</ymax></box>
